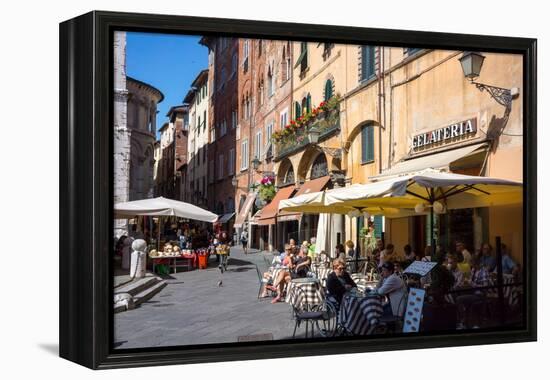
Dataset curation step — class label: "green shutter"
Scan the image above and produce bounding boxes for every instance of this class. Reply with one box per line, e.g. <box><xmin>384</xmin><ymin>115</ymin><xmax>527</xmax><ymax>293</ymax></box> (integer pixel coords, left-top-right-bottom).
<box><xmin>294</xmin><ymin>42</ymin><xmax>308</xmax><ymax>69</ymax></box>
<box><xmin>374</xmin><ymin>215</ymin><xmax>383</xmax><ymax>239</ymax></box>
<box><xmin>361</xmin><ymin>125</ymin><xmax>375</xmax><ymax>163</ymax></box>
<box><xmin>361</xmin><ymin>46</ymin><xmax>375</xmax><ymax>81</ymax></box>
<box><xmin>325</xmin><ymin>80</ymin><xmax>333</xmax><ymax>101</ymax></box>
<box><xmin>367</xmin><ymin>125</ymin><xmax>374</xmax><ymax>161</ymax></box>
<box><xmin>295</xmin><ymin>101</ymin><xmax>301</xmax><ymax>118</ymax></box>
<box><xmin>306</xmin><ymin>94</ymin><xmax>311</xmax><ymax>113</ymax></box>
<box><xmin>361</xmin><ymin>126</ymin><xmax>367</xmax><ymax>163</ymax></box>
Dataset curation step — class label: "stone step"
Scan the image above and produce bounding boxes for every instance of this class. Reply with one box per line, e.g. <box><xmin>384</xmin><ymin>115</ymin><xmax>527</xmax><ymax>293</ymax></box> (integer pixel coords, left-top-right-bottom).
<box><xmin>133</xmin><ymin>280</ymin><xmax>167</xmax><ymax>306</ymax></box>
<box><xmin>114</xmin><ymin>274</ymin><xmax>161</xmax><ymax>297</ymax></box>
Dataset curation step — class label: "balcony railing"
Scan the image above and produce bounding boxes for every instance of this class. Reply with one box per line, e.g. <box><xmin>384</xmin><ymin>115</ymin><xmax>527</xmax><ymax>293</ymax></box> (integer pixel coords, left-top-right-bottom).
<box><xmin>274</xmin><ymin>110</ymin><xmax>340</xmax><ymax>160</ymax></box>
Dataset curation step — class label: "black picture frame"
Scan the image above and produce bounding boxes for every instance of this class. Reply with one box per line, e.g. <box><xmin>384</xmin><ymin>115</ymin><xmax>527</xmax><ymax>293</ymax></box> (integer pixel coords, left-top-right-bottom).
<box><xmin>59</xmin><ymin>10</ymin><xmax>537</xmax><ymax>370</ymax></box>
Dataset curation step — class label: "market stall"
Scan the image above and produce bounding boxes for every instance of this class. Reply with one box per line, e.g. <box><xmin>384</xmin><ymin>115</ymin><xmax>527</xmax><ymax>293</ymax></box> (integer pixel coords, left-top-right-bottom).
<box><xmin>115</xmin><ymin>197</ymin><xmax>218</xmax><ymax>274</ymax></box>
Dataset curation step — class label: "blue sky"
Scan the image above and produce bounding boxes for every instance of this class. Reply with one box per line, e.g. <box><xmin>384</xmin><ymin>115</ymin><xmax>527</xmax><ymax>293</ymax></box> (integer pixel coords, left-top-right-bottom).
<box><xmin>126</xmin><ymin>32</ymin><xmax>208</xmax><ymax>138</ymax></box>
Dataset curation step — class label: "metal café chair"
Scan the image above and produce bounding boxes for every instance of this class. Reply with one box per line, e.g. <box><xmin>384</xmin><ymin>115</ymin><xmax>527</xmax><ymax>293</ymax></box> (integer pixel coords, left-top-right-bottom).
<box><xmin>255</xmin><ymin>264</ymin><xmax>276</xmax><ymax>299</ymax></box>
<box><xmin>289</xmin><ymin>285</ymin><xmax>337</xmax><ymax>339</ymax></box>
<box><xmin>375</xmin><ymin>290</ymin><xmax>409</xmax><ymax>334</ymax></box>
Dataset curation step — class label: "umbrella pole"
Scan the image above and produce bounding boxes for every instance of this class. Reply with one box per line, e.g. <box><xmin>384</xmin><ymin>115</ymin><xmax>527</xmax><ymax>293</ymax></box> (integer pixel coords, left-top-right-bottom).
<box><xmin>430</xmin><ymin>204</ymin><xmax>435</xmax><ymax>260</ymax></box>
<box><xmin>158</xmin><ymin>216</ymin><xmax>161</xmax><ymax>251</ymax></box>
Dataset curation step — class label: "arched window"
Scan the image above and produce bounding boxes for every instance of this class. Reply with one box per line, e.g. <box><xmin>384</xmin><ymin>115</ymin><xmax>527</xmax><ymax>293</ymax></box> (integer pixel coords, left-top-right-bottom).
<box><xmin>284</xmin><ymin>166</ymin><xmax>295</xmax><ymax>185</ymax></box>
<box><xmin>258</xmin><ymin>78</ymin><xmax>264</xmax><ymax>106</ymax></box>
<box><xmin>324</xmin><ymin>79</ymin><xmax>333</xmax><ymax>101</ymax></box>
<box><xmin>310</xmin><ymin>154</ymin><xmax>328</xmax><ymax>179</ymax></box>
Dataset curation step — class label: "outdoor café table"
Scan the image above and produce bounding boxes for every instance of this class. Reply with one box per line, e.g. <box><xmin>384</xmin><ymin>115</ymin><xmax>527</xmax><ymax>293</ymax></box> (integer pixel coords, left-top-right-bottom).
<box><xmin>351</xmin><ymin>273</ymin><xmax>378</xmax><ymax>293</ymax></box>
<box><xmin>338</xmin><ymin>290</ymin><xmax>384</xmax><ymax>335</ymax></box>
<box><xmin>285</xmin><ymin>277</ymin><xmax>324</xmax><ymax>309</ymax></box>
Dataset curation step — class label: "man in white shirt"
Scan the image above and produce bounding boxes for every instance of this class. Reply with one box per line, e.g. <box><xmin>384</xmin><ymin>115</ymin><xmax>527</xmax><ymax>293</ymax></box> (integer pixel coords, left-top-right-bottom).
<box><xmin>455</xmin><ymin>241</ymin><xmax>472</xmax><ymax>263</ymax></box>
<box><xmin>376</xmin><ymin>261</ymin><xmax>407</xmax><ymax>316</ymax></box>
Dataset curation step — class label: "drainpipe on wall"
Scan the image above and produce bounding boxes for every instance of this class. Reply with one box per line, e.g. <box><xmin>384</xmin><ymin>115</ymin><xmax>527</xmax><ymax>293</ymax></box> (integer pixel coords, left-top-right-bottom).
<box><xmin>377</xmin><ymin>46</ymin><xmax>383</xmax><ymax>174</ymax></box>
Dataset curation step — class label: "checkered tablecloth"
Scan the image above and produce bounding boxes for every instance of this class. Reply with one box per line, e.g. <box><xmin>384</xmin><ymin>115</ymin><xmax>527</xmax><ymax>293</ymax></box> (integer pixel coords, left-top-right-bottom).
<box><xmin>286</xmin><ymin>278</ymin><xmax>324</xmax><ymax>309</ymax></box>
<box><xmin>350</xmin><ymin>273</ymin><xmax>378</xmax><ymax>293</ymax></box>
<box><xmin>338</xmin><ymin>293</ymin><xmax>384</xmax><ymax>335</ymax></box>
<box><xmin>316</xmin><ymin>268</ymin><xmax>333</xmax><ymax>287</ymax></box>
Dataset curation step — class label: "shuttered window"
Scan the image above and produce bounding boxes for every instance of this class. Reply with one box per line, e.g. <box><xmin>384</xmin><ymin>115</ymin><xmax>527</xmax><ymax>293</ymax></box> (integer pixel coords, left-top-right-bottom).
<box><xmin>361</xmin><ymin>124</ymin><xmax>375</xmax><ymax>163</ymax></box>
<box><xmin>324</xmin><ymin>79</ymin><xmax>333</xmax><ymax>101</ymax></box>
<box><xmin>361</xmin><ymin>46</ymin><xmax>375</xmax><ymax>82</ymax></box>
<box><xmin>295</xmin><ymin>101</ymin><xmax>302</xmax><ymax>118</ymax></box>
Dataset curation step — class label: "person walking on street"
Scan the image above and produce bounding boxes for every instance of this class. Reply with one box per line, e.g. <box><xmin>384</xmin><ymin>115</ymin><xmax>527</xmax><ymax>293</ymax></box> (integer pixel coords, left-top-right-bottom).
<box><xmin>240</xmin><ymin>229</ymin><xmax>249</xmax><ymax>255</ymax></box>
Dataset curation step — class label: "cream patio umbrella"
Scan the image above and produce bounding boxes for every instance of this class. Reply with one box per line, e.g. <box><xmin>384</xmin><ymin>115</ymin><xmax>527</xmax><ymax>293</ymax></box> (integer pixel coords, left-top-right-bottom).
<box><xmin>115</xmin><ymin>196</ymin><xmax>218</xmax><ymax>222</ymax></box>
<box><xmin>279</xmin><ymin>168</ymin><xmax>522</xmax><ymax>253</ymax></box>
<box><xmin>278</xmin><ymin>185</ymin><xmax>414</xmax><ymax>218</ymax></box>
<box><xmin>323</xmin><ymin>168</ymin><xmax>522</xmax><ymax>252</ymax></box>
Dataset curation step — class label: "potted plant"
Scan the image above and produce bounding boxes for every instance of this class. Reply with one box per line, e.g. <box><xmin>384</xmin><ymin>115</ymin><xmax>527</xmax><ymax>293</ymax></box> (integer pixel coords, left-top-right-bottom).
<box><xmin>257</xmin><ymin>175</ymin><xmax>276</xmax><ymax>204</ymax></box>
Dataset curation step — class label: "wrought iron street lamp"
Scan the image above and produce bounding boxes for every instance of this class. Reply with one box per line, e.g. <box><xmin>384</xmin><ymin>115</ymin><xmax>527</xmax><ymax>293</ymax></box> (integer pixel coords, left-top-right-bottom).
<box><xmin>307</xmin><ymin>127</ymin><xmax>320</xmax><ymax>144</ymax></box>
<box><xmin>459</xmin><ymin>51</ymin><xmax>517</xmax><ymax>108</ymax></box>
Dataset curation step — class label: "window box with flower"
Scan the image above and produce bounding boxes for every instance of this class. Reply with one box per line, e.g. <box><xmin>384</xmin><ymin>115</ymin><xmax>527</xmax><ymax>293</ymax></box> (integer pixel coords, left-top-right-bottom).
<box><xmin>272</xmin><ymin>95</ymin><xmax>341</xmax><ymax>160</ymax></box>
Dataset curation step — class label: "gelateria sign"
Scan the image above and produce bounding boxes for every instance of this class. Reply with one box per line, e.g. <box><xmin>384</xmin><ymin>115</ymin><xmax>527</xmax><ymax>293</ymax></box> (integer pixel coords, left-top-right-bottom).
<box><xmin>412</xmin><ymin>118</ymin><xmax>477</xmax><ymax>150</ymax></box>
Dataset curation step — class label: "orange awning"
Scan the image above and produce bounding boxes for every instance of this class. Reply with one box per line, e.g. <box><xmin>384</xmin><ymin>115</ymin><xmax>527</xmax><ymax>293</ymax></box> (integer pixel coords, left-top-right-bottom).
<box><xmin>234</xmin><ymin>193</ymin><xmax>256</xmax><ymax>228</ymax></box>
<box><xmin>277</xmin><ymin>176</ymin><xmax>332</xmax><ymax>222</ymax></box>
<box><xmin>256</xmin><ymin>186</ymin><xmax>296</xmax><ymax>225</ymax></box>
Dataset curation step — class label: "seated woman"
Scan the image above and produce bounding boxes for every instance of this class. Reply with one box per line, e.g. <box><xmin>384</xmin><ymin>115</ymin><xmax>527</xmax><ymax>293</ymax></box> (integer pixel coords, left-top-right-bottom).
<box><xmin>326</xmin><ymin>258</ymin><xmax>357</xmax><ymax>309</ymax></box>
<box><xmin>269</xmin><ymin>245</ymin><xmax>311</xmax><ymax>303</ymax></box>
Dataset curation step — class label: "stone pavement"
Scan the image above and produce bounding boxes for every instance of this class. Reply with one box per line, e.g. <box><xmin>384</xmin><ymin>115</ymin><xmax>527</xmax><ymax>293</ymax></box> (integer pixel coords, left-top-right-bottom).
<box><xmin>114</xmin><ymin>246</ymin><xmax>299</xmax><ymax>348</ymax></box>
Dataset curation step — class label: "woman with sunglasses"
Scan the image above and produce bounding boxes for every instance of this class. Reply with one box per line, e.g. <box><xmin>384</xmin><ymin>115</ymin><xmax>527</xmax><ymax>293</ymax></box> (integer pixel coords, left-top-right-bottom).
<box><xmin>326</xmin><ymin>258</ymin><xmax>357</xmax><ymax>308</ymax></box>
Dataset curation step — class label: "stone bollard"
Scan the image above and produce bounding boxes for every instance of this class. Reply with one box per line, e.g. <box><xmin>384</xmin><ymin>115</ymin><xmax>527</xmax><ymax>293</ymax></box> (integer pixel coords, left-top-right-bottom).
<box><xmin>130</xmin><ymin>239</ymin><xmax>147</xmax><ymax>279</ymax></box>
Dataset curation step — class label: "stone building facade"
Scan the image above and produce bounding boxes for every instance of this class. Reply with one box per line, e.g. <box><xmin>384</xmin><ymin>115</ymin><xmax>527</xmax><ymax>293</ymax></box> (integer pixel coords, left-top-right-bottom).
<box><xmin>167</xmin><ymin>105</ymin><xmax>188</xmax><ymax>201</ymax></box>
<box><xmin>113</xmin><ymin>31</ymin><xmax>164</xmax><ymax>237</ymax></box>
<box><xmin>185</xmin><ymin>69</ymin><xmax>210</xmax><ymax>207</ymax></box>
<box><xmin>201</xmin><ymin>37</ymin><xmax>238</xmax><ymax>226</ymax></box>
<box><xmin>235</xmin><ymin>39</ymin><xmax>293</xmax><ymax>251</ymax></box>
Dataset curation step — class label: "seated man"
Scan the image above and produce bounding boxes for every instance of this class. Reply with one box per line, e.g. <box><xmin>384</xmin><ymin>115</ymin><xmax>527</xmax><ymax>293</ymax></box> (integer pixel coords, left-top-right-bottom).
<box><xmin>326</xmin><ymin>258</ymin><xmax>357</xmax><ymax>308</ymax></box>
<box><xmin>447</xmin><ymin>254</ymin><xmax>465</xmax><ymax>289</ymax></box>
<box><xmin>375</xmin><ymin>262</ymin><xmax>407</xmax><ymax>317</ymax></box>
<box><xmin>478</xmin><ymin>243</ymin><xmax>496</xmax><ymax>272</ymax></box>
<box><xmin>499</xmin><ymin>244</ymin><xmax>518</xmax><ymax>276</ymax></box>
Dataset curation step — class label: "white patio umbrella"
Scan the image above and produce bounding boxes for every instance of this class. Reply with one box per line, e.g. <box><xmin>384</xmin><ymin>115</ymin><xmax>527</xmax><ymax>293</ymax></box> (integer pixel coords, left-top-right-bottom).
<box><xmin>314</xmin><ymin>213</ymin><xmax>331</xmax><ymax>256</ymax></box>
<box><xmin>114</xmin><ymin>196</ymin><xmax>218</xmax><ymax>223</ymax></box>
<box><xmin>115</xmin><ymin>197</ymin><xmax>218</xmax><ymax>252</ymax></box>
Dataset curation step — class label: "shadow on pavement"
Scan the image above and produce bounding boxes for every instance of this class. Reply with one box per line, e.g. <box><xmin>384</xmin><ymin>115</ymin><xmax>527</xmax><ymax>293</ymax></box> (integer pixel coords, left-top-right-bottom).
<box><xmin>227</xmin><ymin>258</ymin><xmax>255</xmax><ymax>267</ymax></box>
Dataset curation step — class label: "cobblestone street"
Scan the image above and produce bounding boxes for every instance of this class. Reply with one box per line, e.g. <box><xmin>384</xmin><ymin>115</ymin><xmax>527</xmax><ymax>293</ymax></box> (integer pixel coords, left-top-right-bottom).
<box><xmin>114</xmin><ymin>247</ymin><xmax>297</xmax><ymax>349</ymax></box>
